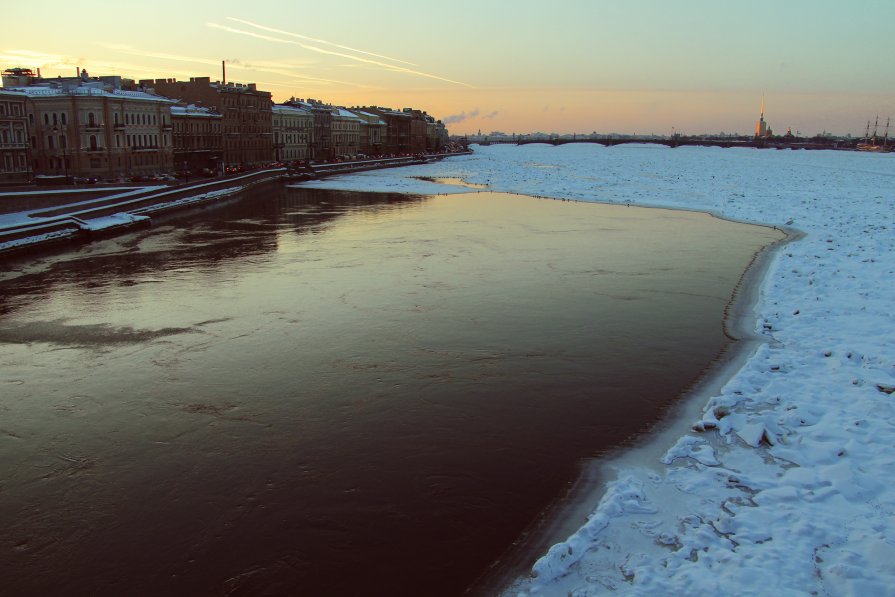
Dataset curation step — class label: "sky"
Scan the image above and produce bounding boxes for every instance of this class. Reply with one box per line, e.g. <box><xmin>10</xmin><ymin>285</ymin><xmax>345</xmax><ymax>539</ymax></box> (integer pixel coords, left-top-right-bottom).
<box><xmin>3</xmin><ymin>0</ymin><xmax>893</xmax><ymax>136</ymax></box>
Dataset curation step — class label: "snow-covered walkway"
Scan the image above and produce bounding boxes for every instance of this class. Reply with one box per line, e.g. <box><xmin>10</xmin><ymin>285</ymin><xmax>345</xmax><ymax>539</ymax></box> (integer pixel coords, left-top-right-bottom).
<box><xmin>300</xmin><ymin>144</ymin><xmax>895</xmax><ymax>596</ymax></box>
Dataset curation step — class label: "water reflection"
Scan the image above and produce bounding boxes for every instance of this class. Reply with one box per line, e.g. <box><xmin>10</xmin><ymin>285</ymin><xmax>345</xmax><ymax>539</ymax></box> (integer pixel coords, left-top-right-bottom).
<box><xmin>0</xmin><ymin>187</ymin><xmax>782</xmax><ymax>596</ymax></box>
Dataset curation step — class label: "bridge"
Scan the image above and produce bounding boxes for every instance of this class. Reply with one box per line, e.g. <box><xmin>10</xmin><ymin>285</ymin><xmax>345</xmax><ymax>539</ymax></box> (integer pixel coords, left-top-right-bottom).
<box><xmin>479</xmin><ymin>137</ymin><xmax>755</xmax><ymax>149</ymax></box>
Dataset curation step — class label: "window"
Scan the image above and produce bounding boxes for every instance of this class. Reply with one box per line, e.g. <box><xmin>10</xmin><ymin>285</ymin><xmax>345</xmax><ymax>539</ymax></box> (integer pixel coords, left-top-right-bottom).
<box><xmin>89</xmin><ymin>135</ymin><xmax>98</xmax><ymax>151</ymax></box>
<box><xmin>44</xmin><ymin>114</ymin><xmax>49</xmax><ymax>125</ymax></box>
<box><xmin>47</xmin><ymin>135</ymin><xmax>54</xmax><ymax>149</ymax></box>
<box><xmin>61</xmin><ymin>113</ymin><xmax>67</xmax><ymax>125</ymax></box>
<box><xmin>29</xmin><ymin>113</ymin><xmax>34</xmax><ymax>125</ymax></box>
<box><xmin>61</xmin><ymin>136</ymin><xmax>66</xmax><ymax>149</ymax></box>
<box><xmin>88</xmin><ymin>112</ymin><xmax>96</xmax><ymax>127</ymax></box>
<box><xmin>53</xmin><ymin>113</ymin><xmax>58</xmax><ymax>125</ymax></box>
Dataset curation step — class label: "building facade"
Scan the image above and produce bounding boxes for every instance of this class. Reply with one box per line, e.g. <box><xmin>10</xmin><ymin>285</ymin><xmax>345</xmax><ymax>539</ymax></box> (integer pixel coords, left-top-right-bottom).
<box><xmin>272</xmin><ymin>103</ymin><xmax>313</xmax><ymax>163</ymax></box>
<box><xmin>171</xmin><ymin>104</ymin><xmax>223</xmax><ymax>174</ymax></box>
<box><xmin>349</xmin><ymin>109</ymin><xmax>387</xmax><ymax>156</ymax></box>
<box><xmin>360</xmin><ymin>107</ymin><xmax>411</xmax><ymax>155</ymax></box>
<box><xmin>3</xmin><ymin>69</ymin><xmax>176</xmax><ymax>179</ymax></box>
<box><xmin>425</xmin><ymin>115</ymin><xmax>448</xmax><ymax>153</ymax></box>
<box><xmin>404</xmin><ymin>108</ymin><xmax>428</xmax><ymax>154</ymax></box>
<box><xmin>331</xmin><ymin>108</ymin><xmax>362</xmax><ymax>159</ymax></box>
<box><xmin>143</xmin><ymin>77</ymin><xmax>273</xmax><ymax>169</ymax></box>
<box><xmin>0</xmin><ymin>89</ymin><xmax>31</xmax><ymax>183</ymax></box>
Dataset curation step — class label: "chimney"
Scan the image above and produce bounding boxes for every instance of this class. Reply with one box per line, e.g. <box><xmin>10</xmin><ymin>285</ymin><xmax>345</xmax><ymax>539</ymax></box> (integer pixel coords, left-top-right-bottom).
<box><xmin>222</xmin><ymin>60</ymin><xmax>226</xmax><ymax>85</ymax></box>
<box><xmin>76</xmin><ymin>67</ymin><xmax>80</xmax><ymax>77</ymax></box>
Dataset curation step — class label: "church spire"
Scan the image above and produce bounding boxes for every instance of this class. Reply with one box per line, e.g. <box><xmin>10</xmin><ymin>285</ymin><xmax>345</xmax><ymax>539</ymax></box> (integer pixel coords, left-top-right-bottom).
<box><xmin>755</xmin><ymin>95</ymin><xmax>768</xmax><ymax>138</ymax></box>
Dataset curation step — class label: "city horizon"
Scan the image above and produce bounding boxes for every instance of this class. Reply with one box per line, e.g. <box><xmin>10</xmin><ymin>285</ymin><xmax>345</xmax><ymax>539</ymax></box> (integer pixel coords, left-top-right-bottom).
<box><xmin>3</xmin><ymin>1</ymin><xmax>893</xmax><ymax>137</ymax></box>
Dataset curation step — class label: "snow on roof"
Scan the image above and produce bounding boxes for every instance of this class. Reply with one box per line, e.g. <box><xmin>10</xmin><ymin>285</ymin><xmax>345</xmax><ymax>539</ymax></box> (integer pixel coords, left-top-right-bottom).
<box><xmin>333</xmin><ymin>108</ymin><xmax>362</xmax><ymax>121</ymax></box>
<box><xmin>273</xmin><ymin>104</ymin><xmax>313</xmax><ymax>115</ymax></box>
<box><xmin>5</xmin><ymin>86</ymin><xmax>175</xmax><ymax>103</ymax></box>
<box><xmin>170</xmin><ymin>104</ymin><xmax>221</xmax><ymax>117</ymax></box>
<box><xmin>349</xmin><ymin>110</ymin><xmax>387</xmax><ymax>126</ymax></box>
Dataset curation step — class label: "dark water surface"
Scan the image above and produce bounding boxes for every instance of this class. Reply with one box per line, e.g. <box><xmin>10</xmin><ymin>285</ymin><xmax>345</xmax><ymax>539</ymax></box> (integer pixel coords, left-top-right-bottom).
<box><xmin>0</xmin><ymin>187</ymin><xmax>781</xmax><ymax>596</ymax></box>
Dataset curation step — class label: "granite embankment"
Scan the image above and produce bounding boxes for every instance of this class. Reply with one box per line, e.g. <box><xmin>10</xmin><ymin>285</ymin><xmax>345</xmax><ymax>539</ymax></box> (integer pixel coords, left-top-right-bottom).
<box><xmin>0</xmin><ymin>153</ymin><xmax>470</xmax><ymax>258</ymax></box>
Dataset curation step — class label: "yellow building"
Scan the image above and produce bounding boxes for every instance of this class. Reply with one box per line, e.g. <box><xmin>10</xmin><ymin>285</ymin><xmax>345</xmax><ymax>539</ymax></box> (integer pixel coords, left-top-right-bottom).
<box><xmin>272</xmin><ymin>103</ymin><xmax>314</xmax><ymax>163</ymax></box>
<box><xmin>3</xmin><ymin>68</ymin><xmax>175</xmax><ymax>179</ymax></box>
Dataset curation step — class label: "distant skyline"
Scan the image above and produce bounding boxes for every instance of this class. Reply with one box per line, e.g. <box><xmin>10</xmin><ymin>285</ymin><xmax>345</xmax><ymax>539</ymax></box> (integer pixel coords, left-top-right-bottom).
<box><xmin>3</xmin><ymin>0</ymin><xmax>893</xmax><ymax>136</ymax></box>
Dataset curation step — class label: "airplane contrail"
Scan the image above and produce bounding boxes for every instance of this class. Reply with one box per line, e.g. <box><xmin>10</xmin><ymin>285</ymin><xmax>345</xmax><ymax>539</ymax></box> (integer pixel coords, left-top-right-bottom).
<box><xmin>104</xmin><ymin>43</ymin><xmax>355</xmax><ymax>86</ymax></box>
<box><xmin>227</xmin><ymin>17</ymin><xmax>418</xmax><ymax>67</ymax></box>
<box><xmin>207</xmin><ymin>22</ymin><xmax>473</xmax><ymax>88</ymax></box>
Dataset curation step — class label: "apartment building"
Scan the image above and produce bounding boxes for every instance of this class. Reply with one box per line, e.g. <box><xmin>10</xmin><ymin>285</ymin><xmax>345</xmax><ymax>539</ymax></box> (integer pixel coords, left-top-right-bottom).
<box><xmin>143</xmin><ymin>77</ymin><xmax>273</xmax><ymax>169</ymax></box>
<box><xmin>170</xmin><ymin>104</ymin><xmax>223</xmax><ymax>173</ymax></box>
<box><xmin>0</xmin><ymin>89</ymin><xmax>30</xmax><ymax>183</ymax></box>
<box><xmin>2</xmin><ymin>68</ymin><xmax>175</xmax><ymax>178</ymax></box>
<box><xmin>272</xmin><ymin>103</ymin><xmax>313</xmax><ymax>162</ymax></box>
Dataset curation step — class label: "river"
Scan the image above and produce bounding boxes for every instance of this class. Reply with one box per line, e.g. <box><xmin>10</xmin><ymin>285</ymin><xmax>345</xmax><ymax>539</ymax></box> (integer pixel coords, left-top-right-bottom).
<box><xmin>0</xmin><ymin>185</ymin><xmax>782</xmax><ymax>595</ymax></box>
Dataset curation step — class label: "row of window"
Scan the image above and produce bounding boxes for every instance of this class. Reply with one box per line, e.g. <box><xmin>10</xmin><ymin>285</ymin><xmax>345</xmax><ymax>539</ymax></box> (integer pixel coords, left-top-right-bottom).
<box><xmin>272</xmin><ymin>119</ymin><xmax>312</xmax><ymax>128</ymax></box>
<box><xmin>1</xmin><ymin>129</ymin><xmax>25</xmax><ymax>144</ymax></box>
<box><xmin>0</xmin><ymin>152</ymin><xmax>28</xmax><ymax>172</ymax></box>
<box><xmin>174</xmin><ymin>121</ymin><xmax>219</xmax><ymax>133</ymax></box>
<box><xmin>33</xmin><ymin>110</ymin><xmax>168</xmax><ymax>128</ymax></box>
<box><xmin>36</xmin><ymin>133</ymin><xmax>171</xmax><ymax>151</ymax></box>
<box><xmin>0</xmin><ymin>102</ymin><xmax>24</xmax><ymax>116</ymax></box>
<box><xmin>39</xmin><ymin>153</ymin><xmax>170</xmax><ymax>171</ymax></box>
<box><xmin>223</xmin><ymin>139</ymin><xmax>270</xmax><ymax>149</ymax></box>
<box><xmin>222</xmin><ymin>97</ymin><xmax>268</xmax><ymax>109</ymax></box>
<box><xmin>175</xmin><ymin>137</ymin><xmax>222</xmax><ymax>149</ymax></box>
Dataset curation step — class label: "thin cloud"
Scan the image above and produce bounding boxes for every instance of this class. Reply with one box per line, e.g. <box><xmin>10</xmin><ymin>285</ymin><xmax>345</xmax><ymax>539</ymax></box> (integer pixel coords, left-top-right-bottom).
<box><xmin>227</xmin><ymin>17</ymin><xmax>417</xmax><ymax>67</ymax></box>
<box><xmin>101</xmin><ymin>43</ymin><xmax>352</xmax><ymax>86</ymax></box>
<box><xmin>206</xmin><ymin>22</ymin><xmax>474</xmax><ymax>88</ymax></box>
<box><xmin>443</xmin><ymin>109</ymin><xmax>480</xmax><ymax>124</ymax></box>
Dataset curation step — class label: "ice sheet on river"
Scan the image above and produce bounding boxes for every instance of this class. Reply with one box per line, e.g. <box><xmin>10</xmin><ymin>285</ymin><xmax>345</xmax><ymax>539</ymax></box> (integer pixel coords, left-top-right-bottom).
<box><xmin>308</xmin><ymin>143</ymin><xmax>895</xmax><ymax>595</ymax></box>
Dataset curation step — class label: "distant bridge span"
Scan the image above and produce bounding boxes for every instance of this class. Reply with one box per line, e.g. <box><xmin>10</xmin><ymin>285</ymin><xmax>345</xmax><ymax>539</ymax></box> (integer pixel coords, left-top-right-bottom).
<box><xmin>477</xmin><ymin>137</ymin><xmax>756</xmax><ymax>149</ymax></box>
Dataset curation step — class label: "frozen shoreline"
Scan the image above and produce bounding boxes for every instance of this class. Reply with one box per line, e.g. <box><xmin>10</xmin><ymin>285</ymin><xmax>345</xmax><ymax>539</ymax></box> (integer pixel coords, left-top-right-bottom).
<box><xmin>295</xmin><ymin>143</ymin><xmax>895</xmax><ymax>595</ymax></box>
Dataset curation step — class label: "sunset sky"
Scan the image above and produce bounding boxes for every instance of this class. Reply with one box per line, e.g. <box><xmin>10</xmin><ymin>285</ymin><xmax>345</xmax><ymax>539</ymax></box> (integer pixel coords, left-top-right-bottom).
<box><xmin>3</xmin><ymin>0</ymin><xmax>893</xmax><ymax>136</ymax></box>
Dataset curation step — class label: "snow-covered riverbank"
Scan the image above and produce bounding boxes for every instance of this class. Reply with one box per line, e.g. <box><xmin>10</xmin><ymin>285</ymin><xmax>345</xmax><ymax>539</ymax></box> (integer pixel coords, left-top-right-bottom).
<box><xmin>300</xmin><ymin>143</ymin><xmax>895</xmax><ymax>595</ymax></box>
